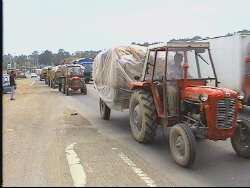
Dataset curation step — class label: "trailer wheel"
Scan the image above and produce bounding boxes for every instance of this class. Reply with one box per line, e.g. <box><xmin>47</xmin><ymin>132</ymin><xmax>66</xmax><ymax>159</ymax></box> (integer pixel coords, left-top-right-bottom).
<box><xmin>169</xmin><ymin>124</ymin><xmax>196</xmax><ymax>167</ymax></box>
<box><xmin>99</xmin><ymin>98</ymin><xmax>111</xmax><ymax>120</ymax></box>
<box><xmin>231</xmin><ymin>121</ymin><xmax>250</xmax><ymax>158</ymax></box>
<box><xmin>129</xmin><ymin>90</ymin><xmax>157</xmax><ymax>144</ymax></box>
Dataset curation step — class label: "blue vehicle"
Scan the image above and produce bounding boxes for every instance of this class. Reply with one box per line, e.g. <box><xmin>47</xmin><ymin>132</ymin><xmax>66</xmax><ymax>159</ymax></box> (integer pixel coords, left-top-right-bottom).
<box><xmin>2</xmin><ymin>73</ymin><xmax>12</xmax><ymax>93</ymax></box>
<box><xmin>74</xmin><ymin>58</ymin><xmax>93</xmax><ymax>83</ymax></box>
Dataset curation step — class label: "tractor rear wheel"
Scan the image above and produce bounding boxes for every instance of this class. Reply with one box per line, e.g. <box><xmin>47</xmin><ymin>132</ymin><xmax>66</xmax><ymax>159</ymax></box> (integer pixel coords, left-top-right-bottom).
<box><xmin>231</xmin><ymin>121</ymin><xmax>250</xmax><ymax>158</ymax></box>
<box><xmin>169</xmin><ymin>124</ymin><xmax>196</xmax><ymax>167</ymax></box>
<box><xmin>99</xmin><ymin>98</ymin><xmax>111</xmax><ymax>120</ymax></box>
<box><xmin>129</xmin><ymin>90</ymin><xmax>157</xmax><ymax>144</ymax></box>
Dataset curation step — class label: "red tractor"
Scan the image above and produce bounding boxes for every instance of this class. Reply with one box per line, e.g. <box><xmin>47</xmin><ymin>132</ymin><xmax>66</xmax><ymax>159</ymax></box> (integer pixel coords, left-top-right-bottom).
<box><xmin>61</xmin><ymin>64</ymin><xmax>87</xmax><ymax>95</ymax></box>
<box><xmin>100</xmin><ymin>42</ymin><xmax>250</xmax><ymax>167</ymax></box>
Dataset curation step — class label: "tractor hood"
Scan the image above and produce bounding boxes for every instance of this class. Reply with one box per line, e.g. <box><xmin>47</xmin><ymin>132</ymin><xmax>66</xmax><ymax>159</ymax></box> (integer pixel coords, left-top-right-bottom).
<box><xmin>183</xmin><ymin>86</ymin><xmax>238</xmax><ymax>102</ymax></box>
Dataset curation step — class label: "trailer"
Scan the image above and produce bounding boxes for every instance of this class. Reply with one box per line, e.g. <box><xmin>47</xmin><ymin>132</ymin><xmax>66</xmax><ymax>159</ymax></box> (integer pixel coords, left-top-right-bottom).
<box><xmin>199</xmin><ymin>32</ymin><xmax>250</xmax><ymax>105</ymax></box>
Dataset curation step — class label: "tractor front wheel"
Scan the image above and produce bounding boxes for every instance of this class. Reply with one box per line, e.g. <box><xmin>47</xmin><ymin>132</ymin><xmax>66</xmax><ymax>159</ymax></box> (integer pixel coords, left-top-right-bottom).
<box><xmin>129</xmin><ymin>90</ymin><xmax>157</xmax><ymax>144</ymax></box>
<box><xmin>66</xmin><ymin>87</ymin><xmax>70</xmax><ymax>96</ymax></box>
<box><xmin>231</xmin><ymin>121</ymin><xmax>250</xmax><ymax>158</ymax></box>
<box><xmin>81</xmin><ymin>83</ymin><xmax>87</xmax><ymax>95</ymax></box>
<box><xmin>99</xmin><ymin>98</ymin><xmax>111</xmax><ymax>120</ymax></box>
<box><xmin>63</xmin><ymin>85</ymin><xmax>66</xmax><ymax>94</ymax></box>
<box><xmin>58</xmin><ymin>84</ymin><xmax>62</xmax><ymax>92</ymax></box>
<box><xmin>169</xmin><ymin>124</ymin><xmax>196</xmax><ymax>167</ymax></box>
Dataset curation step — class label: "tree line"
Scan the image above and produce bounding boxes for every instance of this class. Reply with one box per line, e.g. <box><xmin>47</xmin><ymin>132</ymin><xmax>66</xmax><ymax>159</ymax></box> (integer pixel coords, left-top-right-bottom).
<box><xmin>3</xmin><ymin>49</ymin><xmax>101</xmax><ymax>71</ymax></box>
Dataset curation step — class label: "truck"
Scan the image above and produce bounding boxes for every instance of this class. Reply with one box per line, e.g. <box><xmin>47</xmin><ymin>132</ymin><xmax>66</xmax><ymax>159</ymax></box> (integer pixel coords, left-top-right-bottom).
<box><xmin>93</xmin><ymin>43</ymin><xmax>250</xmax><ymax>167</ymax></box>
<box><xmin>74</xmin><ymin>58</ymin><xmax>93</xmax><ymax>83</ymax></box>
<box><xmin>199</xmin><ymin>32</ymin><xmax>250</xmax><ymax>106</ymax></box>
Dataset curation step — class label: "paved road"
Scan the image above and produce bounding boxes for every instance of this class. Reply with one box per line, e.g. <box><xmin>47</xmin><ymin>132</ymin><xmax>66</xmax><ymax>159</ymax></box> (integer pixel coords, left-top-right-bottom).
<box><xmin>3</xmin><ymin>78</ymin><xmax>250</xmax><ymax>186</ymax></box>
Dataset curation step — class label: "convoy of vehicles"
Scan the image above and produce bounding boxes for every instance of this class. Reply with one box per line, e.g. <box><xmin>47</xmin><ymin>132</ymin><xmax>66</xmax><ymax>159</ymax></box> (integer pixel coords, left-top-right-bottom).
<box><xmin>95</xmin><ymin>42</ymin><xmax>250</xmax><ymax>167</ymax></box>
<box><xmin>38</xmin><ymin>64</ymin><xmax>87</xmax><ymax>95</ymax></box>
<box><xmin>3</xmin><ymin>38</ymin><xmax>249</xmax><ymax>169</ymax></box>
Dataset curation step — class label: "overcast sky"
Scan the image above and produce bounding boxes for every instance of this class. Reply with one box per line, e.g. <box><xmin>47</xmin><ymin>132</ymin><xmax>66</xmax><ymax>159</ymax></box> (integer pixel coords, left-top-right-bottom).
<box><xmin>3</xmin><ymin>0</ymin><xmax>250</xmax><ymax>55</ymax></box>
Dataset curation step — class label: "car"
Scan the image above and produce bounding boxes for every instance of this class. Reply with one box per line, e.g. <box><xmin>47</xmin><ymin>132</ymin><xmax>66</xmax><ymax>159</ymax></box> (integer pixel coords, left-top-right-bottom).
<box><xmin>30</xmin><ymin>73</ymin><xmax>38</xmax><ymax>78</ymax></box>
<box><xmin>2</xmin><ymin>74</ymin><xmax>11</xmax><ymax>93</ymax></box>
<box><xmin>16</xmin><ymin>72</ymin><xmax>27</xmax><ymax>79</ymax></box>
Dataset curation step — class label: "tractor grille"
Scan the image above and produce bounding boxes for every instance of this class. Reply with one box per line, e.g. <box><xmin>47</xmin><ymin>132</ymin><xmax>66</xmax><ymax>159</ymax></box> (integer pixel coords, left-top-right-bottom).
<box><xmin>216</xmin><ymin>98</ymin><xmax>236</xmax><ymax>129</ymax></box>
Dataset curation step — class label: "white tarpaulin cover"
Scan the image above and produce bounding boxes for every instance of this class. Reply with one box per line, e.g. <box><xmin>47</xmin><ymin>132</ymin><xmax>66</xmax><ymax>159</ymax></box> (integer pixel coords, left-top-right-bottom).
<box><xmin>93</xmin><ymin>45</ymin><xmax>147</xmax><ymax>110</ymax></box>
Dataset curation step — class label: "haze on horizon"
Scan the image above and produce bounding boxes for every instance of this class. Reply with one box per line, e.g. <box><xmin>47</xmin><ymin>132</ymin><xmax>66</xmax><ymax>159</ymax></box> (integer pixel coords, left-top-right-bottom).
<box><xmin>3</xmin><ymin>0</ymin><xmax>250</xmax><ymax>55</ymax></box>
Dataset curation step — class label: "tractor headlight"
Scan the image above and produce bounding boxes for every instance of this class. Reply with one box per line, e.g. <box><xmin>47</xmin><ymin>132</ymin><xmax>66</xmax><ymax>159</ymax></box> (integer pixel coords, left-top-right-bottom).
<box><xmin>199</xmin><ymin>94</ymin><xmax>208</xmax><ymax>102</ymax></box>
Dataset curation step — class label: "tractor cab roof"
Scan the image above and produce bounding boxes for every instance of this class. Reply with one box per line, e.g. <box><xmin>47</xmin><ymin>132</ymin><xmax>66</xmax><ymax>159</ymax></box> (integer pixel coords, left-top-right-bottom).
<box><xmin>148</xmin><ymin>42</ymin><xmax>210</xmax><ymax>51</ymax></box>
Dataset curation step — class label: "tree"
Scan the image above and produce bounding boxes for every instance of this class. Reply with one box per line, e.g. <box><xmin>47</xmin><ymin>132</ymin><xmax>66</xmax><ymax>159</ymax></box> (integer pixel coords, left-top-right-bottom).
<box><xmin>39</xmin><ymin>50</ymin><xmax>53</xmax><ymax>66</ymax></box>
<box><xmin>3</xmin><ymin>54</ymin><xmax>13</xmax><ymax>70</ymax></box>
<box><xmin>53</xmin><ymin>49</ymin><xmax>71</xmax><ymax>65</ymax></box>
<box><xmin>14</xmin><ymin>55</ymin><xmax>27</xmax><ymax>70</ymax></box>
<box><xmin>237</xmin><ymin>29</ymin><xmax>250</xmax><ymax>34</ymax></box>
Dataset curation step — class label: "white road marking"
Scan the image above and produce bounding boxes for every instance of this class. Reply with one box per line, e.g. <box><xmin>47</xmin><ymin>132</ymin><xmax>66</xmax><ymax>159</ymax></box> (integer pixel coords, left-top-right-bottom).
<box><xmin>118</xmin><ymin>152</ymin><xmax>157</xmax><ymax>187</ymax></box>
<box><xmin>65</xmin><ymin>143</ymin><xmax>87</xmax><ymax>187</ymax></box>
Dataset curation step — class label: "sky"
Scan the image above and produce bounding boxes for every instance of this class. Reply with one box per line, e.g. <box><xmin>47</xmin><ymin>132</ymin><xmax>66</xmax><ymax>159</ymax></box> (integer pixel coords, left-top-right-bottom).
<box><xmin>3</xmin><ymin>0</ymin><xmax>250</xmax><ymax>55</ymax></box>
